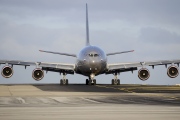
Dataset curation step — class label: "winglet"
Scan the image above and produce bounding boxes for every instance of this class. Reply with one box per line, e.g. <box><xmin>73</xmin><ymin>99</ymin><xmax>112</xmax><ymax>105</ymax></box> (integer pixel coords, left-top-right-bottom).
<box><xmin>86</xmin><ymin>3</ymin><xmax>90</xmax><ymax>46</ymax></box>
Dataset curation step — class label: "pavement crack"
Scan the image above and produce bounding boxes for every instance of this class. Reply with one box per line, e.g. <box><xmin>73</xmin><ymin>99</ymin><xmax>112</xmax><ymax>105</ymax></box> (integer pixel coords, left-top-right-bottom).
<box><xmin>7</xmin><ymin>86</ymin><xmax>13</xmax><ymax>96</ymax></box>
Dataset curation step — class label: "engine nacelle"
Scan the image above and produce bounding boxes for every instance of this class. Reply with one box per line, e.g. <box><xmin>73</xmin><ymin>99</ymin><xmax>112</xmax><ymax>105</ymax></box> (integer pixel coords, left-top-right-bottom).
<box><xmin>138</xmin><ymin>68</ymin><xmax>150</xmax><ymax>81</ymax></box>
<box><xmin>167</xmin><ymin>66</ymin><xmax>179</xmax><ymax>78</ymax></box>
<box><xmin>1</xmin><ymin>66</ymin><xmax>13</xmax><ymax>78</ymax></box>
<box><xmin>32</xmin><ymin>68</ymin><xmax>44</xmax><ymax>81</ymax></box>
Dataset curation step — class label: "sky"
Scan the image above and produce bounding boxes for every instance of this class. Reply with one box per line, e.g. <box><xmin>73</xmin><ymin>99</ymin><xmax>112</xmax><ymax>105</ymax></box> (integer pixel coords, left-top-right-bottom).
<box><xmin>0</xmin><ymin>0</ymin><xmax>180</xmax><ymax>85</ymax></box>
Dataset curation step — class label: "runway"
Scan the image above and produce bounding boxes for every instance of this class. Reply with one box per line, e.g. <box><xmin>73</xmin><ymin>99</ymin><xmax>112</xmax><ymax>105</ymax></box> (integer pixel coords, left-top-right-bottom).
<box><xmin>0</xmin><ymin>84</ymin><xmax>180</xmax><ymax>120</ymax></box>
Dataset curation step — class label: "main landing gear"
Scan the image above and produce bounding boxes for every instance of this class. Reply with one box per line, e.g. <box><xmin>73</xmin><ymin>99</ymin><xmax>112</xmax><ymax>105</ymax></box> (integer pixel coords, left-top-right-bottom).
<box><xmin>60</xmin><ymin>73</ymin><xmax>68</xmax><ymax>85</ymax></box>
<box><xmin>111</xmin><ymin>73</ymin><xmax>120</xmax><ymax>85</ymax></box>
<box><xmin>86</xmin><ymin>74</ymin><xmax>96</xmax><ymax>85</ymax></box>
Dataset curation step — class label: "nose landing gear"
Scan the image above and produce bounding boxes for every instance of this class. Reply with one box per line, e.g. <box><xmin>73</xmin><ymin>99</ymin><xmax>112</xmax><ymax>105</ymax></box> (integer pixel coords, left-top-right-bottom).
<box><xmin>86</xmin><ymin>74</ymin><xmax>96</xmax><ymax>85</ymax></box>
<box><xmin>86</xmin><ymin>79</ymin><xmax>96</xmax><ymax>85</ymax></box>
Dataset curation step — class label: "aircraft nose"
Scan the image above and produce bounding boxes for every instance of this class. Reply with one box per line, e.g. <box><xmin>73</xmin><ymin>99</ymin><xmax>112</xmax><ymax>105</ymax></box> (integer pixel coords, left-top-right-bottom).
<box><xmin>91</xmin><ymin>58</ymin><xmax>98</xmax><ymax>63</ymax></box>
<box><xmin>90</xmin><ymin>58</ymin><xmax>102</xmax><ymax>66</ymax></box>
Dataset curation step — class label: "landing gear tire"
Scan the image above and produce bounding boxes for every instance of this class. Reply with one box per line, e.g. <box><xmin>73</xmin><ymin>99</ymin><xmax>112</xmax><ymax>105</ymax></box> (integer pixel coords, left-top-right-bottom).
<box><xmin>86</xmin><ymin>79</ymin><xmax>89</xmax><ymax>85</ymax></box>
<box><xmin>60</xmin><ymin>79</ymin><xmax>68</xmax><ymax>85</ymax></box>
<box><xmin>111</xmin><ymin>79</ymin><xmax>120</xmax><ymax>85</ymax></box>
<box><xmin>66</xmin><ymin>79</ymin><xmax>68</xmax><ymax>85</ymax></box>
<box><xmin>112</xmin><ymin>79</ymin><xmax>114</xmax><ymax>85</ymax></box>
<box><xmin>89</xmin><ymin>79</ymin><xmax>92</xmax><ymax>85</ymax></box>
<box><xmin>88</xmin><ymin>79</ymin><xmax>96</xmax><ymax>85</ymax></box>
<box><xmin>117</xmin><ymin>79</ymin><xmax>120</xmax><ymax>85</ymax></box>
<box><xmin>93</xmin><ymin>79</ymin><xmax>96</xmax><ymax>85</ymax></box>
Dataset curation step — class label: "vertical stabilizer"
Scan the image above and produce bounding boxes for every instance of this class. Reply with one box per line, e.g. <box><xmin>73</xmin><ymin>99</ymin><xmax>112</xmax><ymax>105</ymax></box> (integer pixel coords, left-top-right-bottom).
<box><xmin>86</xmin><ymin>3</ymin><xmax>90</xmax><ymax>46</ymax></box>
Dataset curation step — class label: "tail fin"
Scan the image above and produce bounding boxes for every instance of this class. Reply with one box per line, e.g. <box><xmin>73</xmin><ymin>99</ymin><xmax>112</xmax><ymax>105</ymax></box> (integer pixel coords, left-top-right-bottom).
<box><xmin>86</xmin><ymin>3</ymin><xmax>90</xmax><ymax>46</ymax></box>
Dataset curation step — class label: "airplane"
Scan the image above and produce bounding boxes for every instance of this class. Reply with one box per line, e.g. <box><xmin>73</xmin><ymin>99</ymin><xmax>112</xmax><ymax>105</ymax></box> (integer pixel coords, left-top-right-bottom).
<box><xmin>0</xmin><ymin>4</ymin><xmax>180</xmax><ymax>85</ymax></box>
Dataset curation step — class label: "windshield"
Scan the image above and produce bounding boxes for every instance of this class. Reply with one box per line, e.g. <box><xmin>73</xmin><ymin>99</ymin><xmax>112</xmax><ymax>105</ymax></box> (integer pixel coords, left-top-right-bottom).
<box><xmin>88</xmin><ymin>53</ymin><xmax>99</xmax><ymax>57</ymax></box>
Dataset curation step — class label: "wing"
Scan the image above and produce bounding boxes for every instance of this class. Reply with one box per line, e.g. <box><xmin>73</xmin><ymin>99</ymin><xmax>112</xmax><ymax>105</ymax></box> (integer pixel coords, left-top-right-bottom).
<box><xmin>106</xmin><ymin>60</ymin><xmax>180</xmax><ymax>74</ymax></box>
<box><xmin>39</xmin><ymin>62</ymin><xmax>75</xmax><ymax>74</ymax></box>
<box><xmin>0</xmin><ymin>60</ymin><xmax>75</xmax><ymax>74</ymax></box>
<box><xmin>106</xmin><ymin>50</ymin><xmax>134</xmax><ymax>56</ymax></box>
<box><xmin>39</xmin><ymin>50</ymin><xmax>77</xmax><ymax>57</ymax></box>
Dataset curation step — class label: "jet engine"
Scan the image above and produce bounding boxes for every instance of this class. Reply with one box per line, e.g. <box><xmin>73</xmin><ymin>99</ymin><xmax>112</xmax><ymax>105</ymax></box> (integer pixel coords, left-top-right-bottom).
<box><xmin>1</xmin><ymin>66</ymin><xmax>13</xmax><ymax>78</ymax></box>
<box><xmin>138</xmin><ymin>68</ymin><xmax>150</xmax><ymax>81</ymax></box>
<box><xmin>167</xmin><ymin>65</ymin><xmax>179</xmax><ymax>78</ymax></box>
<box><xmin>32</xmin><ymin>68</ymin><xmax>44</xmax><ymax>81</ymax></box>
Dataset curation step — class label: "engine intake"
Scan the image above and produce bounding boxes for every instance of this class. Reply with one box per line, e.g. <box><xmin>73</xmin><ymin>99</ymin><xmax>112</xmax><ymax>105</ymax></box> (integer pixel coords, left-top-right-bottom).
<box><xmin>32</xmin><ymin>68</ymin><xmax>44</xmax><ymax>81</ymax></box>
<box><xmin>1</xmin><ymin>66</ymin><xmax>13</xmax><ymax>78</ymax></box>
<box><xmin>167</xmin><ymin>66</ymin><xmax>179</xmax><ymax>78</ymax></box>
<box><xmin>138</xmin><ymin>68</ymin><xmax>150</xmax><ymax>81</ymax></box>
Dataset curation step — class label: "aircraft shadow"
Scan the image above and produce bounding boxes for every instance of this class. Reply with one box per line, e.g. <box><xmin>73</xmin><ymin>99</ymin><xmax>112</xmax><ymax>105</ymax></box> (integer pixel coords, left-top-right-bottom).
<box><xmin>33</xmin><ymin>84</ymin><xmax>180</xmax><ymax>93</ymax></box>
<box><xmin>32</xmin><ymin>84</ymin><xmax>123</xmax><ymax>92</ymax></box>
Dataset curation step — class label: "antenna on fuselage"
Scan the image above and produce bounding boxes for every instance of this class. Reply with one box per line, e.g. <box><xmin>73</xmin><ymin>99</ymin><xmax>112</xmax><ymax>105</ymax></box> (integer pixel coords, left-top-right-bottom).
<box><xmin>86</xmin><ymin>3</ymin><xmax>90</xmax><ymax>46</ymax></box>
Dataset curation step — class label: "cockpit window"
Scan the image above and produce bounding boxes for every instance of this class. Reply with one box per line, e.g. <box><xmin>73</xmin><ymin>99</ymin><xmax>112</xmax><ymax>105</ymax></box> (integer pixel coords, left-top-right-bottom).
<box><xmin>89</xmin><ymin>54</ymin><xmax>93</xmax><ymax>57</ymax></box>
<box><xmin>88</xmin><ymin>53</ymin><xmax>99</xmax><ymax>57</ymax></box>
<box><xmin>94</xmin><ymin>54</ymin><xmax>99</xmax><ymax>57</ymax></box>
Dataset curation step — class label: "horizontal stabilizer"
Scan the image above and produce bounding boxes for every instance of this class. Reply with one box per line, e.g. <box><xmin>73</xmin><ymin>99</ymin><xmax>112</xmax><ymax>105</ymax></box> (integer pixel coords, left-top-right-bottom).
<box><xmin>106</xmin><ymin>50</ymin><xmax>134</xmax><ymax>56</ymax></box>
<box><xmin>39</xmin><ymin>50</ymin><xmax>77</xmax><ymax>57</ymax></box>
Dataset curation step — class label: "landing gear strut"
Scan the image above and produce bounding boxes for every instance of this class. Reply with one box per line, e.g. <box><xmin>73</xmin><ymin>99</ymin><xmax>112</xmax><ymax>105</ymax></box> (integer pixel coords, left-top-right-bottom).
<box><xmin>60</xmin><ymin>73</ymin><xmax>68</xmax><ymax>85</ymax></box>
<box><xmin>111</xmin><ymin>73</ymin><xmax>120</xmax><ymax>85</ymax></box>
<box><xmin>86</xmin><ymin>74</ymin><xmax>96</xmax><ymax>85</ymax></box>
